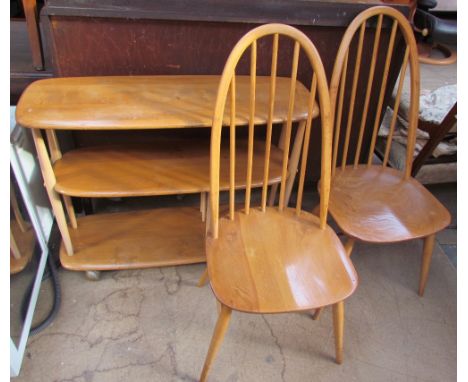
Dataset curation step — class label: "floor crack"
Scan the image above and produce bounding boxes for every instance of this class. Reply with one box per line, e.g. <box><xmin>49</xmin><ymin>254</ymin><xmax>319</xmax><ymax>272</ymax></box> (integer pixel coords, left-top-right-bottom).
<box><xmin>262</xmin><ymin>315</ymin><xmax>286</xmax><ymax>382</ymax></box>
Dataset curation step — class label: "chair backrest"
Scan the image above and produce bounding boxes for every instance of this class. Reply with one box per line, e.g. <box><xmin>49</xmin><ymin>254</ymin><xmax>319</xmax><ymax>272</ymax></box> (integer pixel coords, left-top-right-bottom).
<box><xmin>330</xmin><ymin>6</ymin><xmax>420</xmax><ymax>179</ymax></box>
<box><xmin>208</xmin><ymin>23</ymin><xmax>332</xmax><ymax>239</ymax></box>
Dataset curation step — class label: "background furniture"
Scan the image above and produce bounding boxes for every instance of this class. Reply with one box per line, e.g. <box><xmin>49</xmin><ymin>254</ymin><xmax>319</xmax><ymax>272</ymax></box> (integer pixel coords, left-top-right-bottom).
<box><xmin>413</xmin><ymin>0</ymin><xmax>456</xmax><ymax>65</ymax></box>
<box><xmin>11</xmin><ymin>0</ymin><xmax>52</xmax><ymax>105</ymax></box>
<box><xmin>376</xmin><ymin>84</ymin><xmax>457</xmax><ymax>184</ymax></box>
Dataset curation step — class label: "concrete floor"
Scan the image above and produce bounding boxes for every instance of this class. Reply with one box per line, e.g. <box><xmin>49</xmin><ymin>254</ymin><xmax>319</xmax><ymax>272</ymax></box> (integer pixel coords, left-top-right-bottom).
<box><xmin>14</xmin><ymin>237</ymin><xmax>456</xmax><ymax>382</ymax></box>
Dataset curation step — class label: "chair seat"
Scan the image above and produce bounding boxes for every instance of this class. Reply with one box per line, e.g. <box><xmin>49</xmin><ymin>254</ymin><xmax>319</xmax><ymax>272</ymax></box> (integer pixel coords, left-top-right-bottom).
<box><xmin>329</xmin><ymin>165</ymin><xmax>451</xmax><ymax>243</ymax></box>
<box><xmin>206</xmin><ymin>207</ymin><xmax>358</xmax><ymax>314</ymax></box>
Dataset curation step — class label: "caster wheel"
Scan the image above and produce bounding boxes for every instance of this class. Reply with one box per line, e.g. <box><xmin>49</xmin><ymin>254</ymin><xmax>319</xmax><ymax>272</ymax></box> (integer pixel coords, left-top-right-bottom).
<box><xmin>85</xmin><ymin>270</ymin><xmax>101</xmax><ymax>281</ymax></box>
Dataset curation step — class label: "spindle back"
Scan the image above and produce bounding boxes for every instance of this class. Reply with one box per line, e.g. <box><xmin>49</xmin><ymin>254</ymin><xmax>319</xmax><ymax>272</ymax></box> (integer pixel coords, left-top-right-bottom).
<box><xmin>209</xmin><ymin>23</ymin><xmax>332</xmax><ymax>239</ymax></box>
<box><xmin>330</xmin><ymin>6</ymin><xmax>420</xmax><ymax>178</ymax></box>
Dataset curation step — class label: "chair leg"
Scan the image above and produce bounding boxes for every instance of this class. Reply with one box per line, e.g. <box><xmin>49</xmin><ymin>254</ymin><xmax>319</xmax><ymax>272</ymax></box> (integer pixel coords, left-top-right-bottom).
<box><xmin>310</xmin><ymin>237</ymin><xmax>353</xmax><ymax>322</ymax></box>
<box><xmin>332</xmin><ymin>300</ymin><xmax>344</xmax><ymax>364</ymax></box>
<box><xmin>418</xmin><ymin>234</ymin><xmax>436</xmax><ymax>297</ymax></box>
<box><xmin>311</xmin><ymin>308</ymin><xmax>323</xmax><ymax>320</ymax></box>
<box><xmin>344</xmin><ymin>237</ymin><xmax>355</xmax><ymax>257</ymax></box>
<box><xmin>200</xmin><ymin>303</ymin><xmax>232</xmax><ymax>382</ymax></box>
<box><xmin>198</xmin><ymin>268</ymin><xmax>209</xmax><ymax>287</ymax></box>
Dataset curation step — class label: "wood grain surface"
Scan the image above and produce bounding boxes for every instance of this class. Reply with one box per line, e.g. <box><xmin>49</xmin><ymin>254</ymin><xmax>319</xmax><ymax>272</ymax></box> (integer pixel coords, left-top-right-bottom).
<box><xmin>59</xmin><ymin>207</ymin><xmax>206</xmax><ymax>271</ymax></box>
<box><xmin>16</xmin><ymin>75</ymin><xmax>314</xmax><ymax>130</ymax></box>
<box><xmin>207</xmin><ymin>208</ymin><xmax>358</xmax><ymax>313</ymax></box>
<box><xmin>329</xmin><ymin>165</ymin><xmax>451</xmax><ymax>242</ymax></box>
<box><xmin>53</xmin><ymin>138</ymin><xmax>284</xmax><ymax>197</ymax></box>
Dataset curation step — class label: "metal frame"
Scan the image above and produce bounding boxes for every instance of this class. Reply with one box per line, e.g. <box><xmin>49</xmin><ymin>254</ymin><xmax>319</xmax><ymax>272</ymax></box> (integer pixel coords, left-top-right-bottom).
<box><xmin>10</xmin><ymin>126</ymin><xmax>51</xmax><ymax>377</ymax></box>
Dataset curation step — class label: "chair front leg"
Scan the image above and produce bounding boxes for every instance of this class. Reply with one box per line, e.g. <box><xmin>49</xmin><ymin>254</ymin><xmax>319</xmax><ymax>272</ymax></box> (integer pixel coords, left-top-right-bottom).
<box><xmin>198</xmin><ymin>268</ymin><xmax>209</xmax><ymax>287</ymax></box>
<box><xmin>332</xmin><ymin>300</ymin><xmax>344</xmax><ymax>364</ymax></box>
<box><xmin>200</xmin><ymin>303</ymin><xmax>232</xmax><ymax>382</ymax></box>
<box><xmin>418</xmin><ymin>233</ymin><xmax>436</xmax><ymax>296</ymax></box>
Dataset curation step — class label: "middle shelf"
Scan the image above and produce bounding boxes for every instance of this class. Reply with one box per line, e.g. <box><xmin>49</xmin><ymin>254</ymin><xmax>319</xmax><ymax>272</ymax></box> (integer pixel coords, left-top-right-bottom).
<box><xmin>54</xmin><ymin>138</ymin><xmax>284</xmax><ymax>197</ymax></box>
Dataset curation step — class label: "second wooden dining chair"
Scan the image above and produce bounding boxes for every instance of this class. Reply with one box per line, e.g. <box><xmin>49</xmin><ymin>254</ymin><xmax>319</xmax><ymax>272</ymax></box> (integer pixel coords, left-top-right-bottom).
<box><xmin>323</xmin><ymin>6</ymin><xmax>450</xmax><ymax>302</ymax></box>
<box><xmin>199</xmin><ymin>24</ymin><xmax>358</xmax><ymax>381</ymax></box>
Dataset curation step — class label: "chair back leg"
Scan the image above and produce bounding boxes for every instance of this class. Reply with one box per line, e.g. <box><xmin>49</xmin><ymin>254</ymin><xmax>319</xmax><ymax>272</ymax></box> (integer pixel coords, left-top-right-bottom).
<box><xmin>419</xmin><ymin>234</ymin><xmax>436</xmax><ymax>296</ymax></box>
<box><xmin>333</xmin><ymin>300</ymin><xmax>345</xmax><ymax>364</ymax></box>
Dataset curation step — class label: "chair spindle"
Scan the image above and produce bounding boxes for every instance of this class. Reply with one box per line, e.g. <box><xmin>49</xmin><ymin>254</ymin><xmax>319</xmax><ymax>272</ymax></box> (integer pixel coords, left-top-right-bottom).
<box><xmin>295</xmin><ymin>74</ymin><xmax>317</xmax><ymax>215</ymax></box>
<box><xmin>341</xmin><ymin>22</ymin><xmax>366</xmax><ymax>169</ymax></box>
<box><xmin>261</xmin><ymin>34</ymin><xmax>279</xmax><ymax>212</ymax></box>
<box><xmin>278</xmin><ymin>41</ymin><xmax>300</xmax><ymax>211</ymax></box>
<box><xmin>229</xmin><ymin>75</ymin><xmax>237</xmax><ymax>220</ymax></box>
<box><xmin>383</xmin><ymin>47</ymin><xmax>410</xmax><ymax>167</ymax></box>
<box><xmin>245</xmin><ymin>41</ymin><xmax>257</xmax><ymax>214</ymax></box>
<box><xmin>332</xmin><ymin>50</ymin><xmax>348</xmax><ymax>176</ymax></box>
<box><xmin>367</xmin><ymin>19</ymin><xmax>398</xmax><ymax>165</ymax></box>
<box><xmin>354</xmin><ymin>14</ymin><xmax>383</xmax><ymax>167</ymax></box>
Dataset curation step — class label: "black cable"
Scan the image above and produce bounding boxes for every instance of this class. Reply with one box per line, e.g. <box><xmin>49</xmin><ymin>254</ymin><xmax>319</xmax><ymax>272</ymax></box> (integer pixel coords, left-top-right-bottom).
<box><xmin>30</xmin><ymin>252</ymin><xmax>61</xmax><ymax>335</ymax></box>
<box><xmin>20</xmin><ymin>225</ymin><xmax>62</xmax><ymax>336</ymax></box>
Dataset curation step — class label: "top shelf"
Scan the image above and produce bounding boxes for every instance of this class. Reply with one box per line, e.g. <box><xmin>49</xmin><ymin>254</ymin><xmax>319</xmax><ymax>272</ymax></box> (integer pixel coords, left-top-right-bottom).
<box><xmin>16</xmin><ymin>75</ymin><xmax>316</xmax><ymax>130</ymax></box>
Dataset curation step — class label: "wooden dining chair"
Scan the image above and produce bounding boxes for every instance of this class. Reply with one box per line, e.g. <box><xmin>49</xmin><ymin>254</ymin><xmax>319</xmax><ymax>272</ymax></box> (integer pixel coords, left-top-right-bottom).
<box><xmin>325</xmin><ymin>6</ymin><xmax>450</xmax><ymax>299</ymax></box>
<box><xmin>199</xmin><ymin>24</ymin><xmax>358</xmax><ymax>381</ymax></box>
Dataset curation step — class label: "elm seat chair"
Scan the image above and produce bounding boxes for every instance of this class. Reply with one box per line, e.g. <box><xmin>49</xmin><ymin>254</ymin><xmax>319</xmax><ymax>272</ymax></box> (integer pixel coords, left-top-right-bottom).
<box><xmin>325</xmin><ymin>6</ymin><xmax>450</xmax><ymax>300</ymax></box>
<box><xmin>199</xmin><ymin>24</ymin><xmax>358</xmax><ymax>381</ymax></box>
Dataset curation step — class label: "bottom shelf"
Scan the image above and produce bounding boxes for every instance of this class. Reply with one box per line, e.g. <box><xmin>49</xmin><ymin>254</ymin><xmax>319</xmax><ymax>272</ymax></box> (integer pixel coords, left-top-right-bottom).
<box><xmin>60</xmin><ymin>207</ymin><xmax>206</xmax><ymax>271</ymax></box>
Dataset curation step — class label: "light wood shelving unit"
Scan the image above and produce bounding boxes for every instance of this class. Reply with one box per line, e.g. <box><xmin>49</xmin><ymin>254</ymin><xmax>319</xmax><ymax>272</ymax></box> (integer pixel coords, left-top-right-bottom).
<box><xmin>16</xmin><ymin>75</ymin><xmax>315</xmax><ymax>273</ymax></box>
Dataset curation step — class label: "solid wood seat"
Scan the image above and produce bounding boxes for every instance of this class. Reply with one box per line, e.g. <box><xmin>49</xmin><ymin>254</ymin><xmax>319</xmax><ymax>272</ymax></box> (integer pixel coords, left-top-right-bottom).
<box><xmin>207</xmin><ymin>208</ymin><xmax>357</xmax><ymax>313</ymax></box>
<box><xmin>329</xmin><ymin>165</ymin><xmax>450</xmax><ymax>243</ymax></box>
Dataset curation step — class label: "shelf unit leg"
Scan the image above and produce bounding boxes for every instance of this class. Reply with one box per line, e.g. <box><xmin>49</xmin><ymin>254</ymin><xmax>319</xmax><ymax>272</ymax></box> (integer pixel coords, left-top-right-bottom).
<box><xmin>200</xmin><ymin>192</ymin><xmax>207</xmax><ymax>222</ymax></box>
<box><xmin>268</xmin><ymin>120</ymin><xmax>306</xmax><ymax>207</ymax></box>
<box><xmin>44</xmin><ymin>130</ymin><xmax>79</xmax><ymax>229</ymax></box>
<box><xmin>62</xmin><ymin>195</ymin><xmax>78</xmax><ymax>229</ymax></box>
<box><xmin>31</xmin><ymin>129</ymin><xmax>74</xmax><ymax>255</ymax></box>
